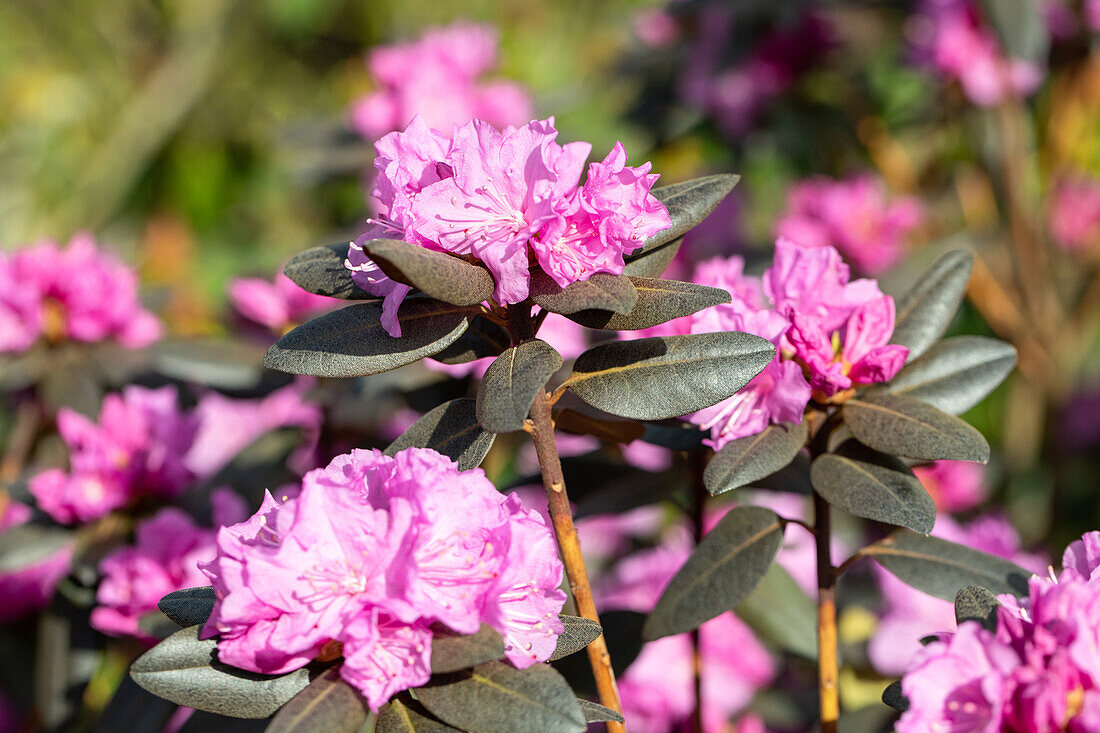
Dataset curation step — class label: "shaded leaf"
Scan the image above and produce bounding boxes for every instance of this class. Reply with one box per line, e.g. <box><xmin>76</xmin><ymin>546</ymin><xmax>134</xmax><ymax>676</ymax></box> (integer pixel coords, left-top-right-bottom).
<box><xmin>158</xmin><ymin>586</ymin><xmax>215</xmax><ymax>629</ymax></box>
<box><xmin>265</xmin><ymin>299</ymin><xmax>471</xmax><ymax>378</ymax></box>
<box><xmin>704</xmin><ymin>421</ymin><xmax>808</xmax><ymax>496</ymax></box>
<box><xmin>864</xmin><ymin>530</ymin><xmax>1031</xmax><ymax>601</ymax></box>
<box><xmin>645</xmin><ymin>507</ymin><xmax>783</xmax><ymax>639</ymax></box>
<box><xmin>577</xmin><ymin>699</ymin><xmax>624</xmax><ymax>724</ymax></box>
<box><xmin>530</xmin><ymin>272</ymin><xmax>638</xmax><ymax>315</ymax></box>
<box><xmin>476</xmin><ymin>340</ymin><xmax>562</xmax><ymax>433</ymax></box>
<box><xmin>384</xmin><ymin>398</ymin><xmax>494</xmax><ymax>471</ymax></box>
<box><xmin>843</xmin><ymin>393</ymin><xmax>990</xmax><ymax>463</ymax></box>
<box><xmin>954</xmin><ymin>586</ymin><xmax>1001</xmax><ymax>632</ymax></box>
<box><xmin>623</xmin><ymin>236</ymin><xmax>683</xmax><ymax>278</ymax></box>
<box><xmin>882</xmin><ymin>680</ymin><xmax>909</xmax><ymax>713</ymax></box>
<box><xmin>748</xmin><ymin>453</ymin><xmax>814</xmax><ymax>494</ymax></box>
<box><xmin>810</xmin><ymin>442</ymin><xmax>936</xmax><ymax>534</ymax></box>
<box><xmin>430</xmin><ymin>625</ymin><xmax>506</xmax><ymax>674</ymax></box>
<box><xmin>566</xmin><ymin>277</ymin><xmax>731</xmax><ymax>331</ymax></box>
<box><xmin>129</xmin><ymin>626</ymin><xmax>310</xmax><ymax>718</ymax></box>
<box><xmin>892</xmin><ymin>250</ymin><xmax>973</xmax><ymax>361</ymax></box>
<box><xmin>363</xmin><ymin>239</ymin><xmax>494</xmax><ymax>307</ymax></box>
<box><xmin>0</xmin><ymin>524</ymin><xmax>72</xmax><ymax>573</ymax></box>
<box><xmin>549</xmin><ymin>616</ymin><xmax>602</xmax><ymax>661</ymax></box>
<box><xmin>431</xmin><ymin>316</ymin><xmax>509</xmax><ymax>365</ymax></box>
<box><xmin>153</xmin><ymin>340</ymin><xmax>272</xmax><ymax>391</ymax></box>
<box><xmin>416</xmin><ymin>661</ymin><xmax>586</xmax><ymax>733</ymax></box>
<box><xmin>883</xmin><ymin>336</ymin><xmax>1016</xmax><ymax>415</ymax></box>
<box><xmin>735</xmin><ymin>564</ymin><xmax>817</xmax><ymax>660</ymax></box>
<box><xmin>553</xmin><ymin>408</ymin><xmax>646</xmax><ymax>444</ymax></box>
<box><xmin>94</xmin><ymin>675</ymin><xmax>179</xmax><ymax>733</ymax></box>
<box><xmin>377</xmin><ymin>695</ymin><xmax>459</xmax><ymax>733</ymax></box>
<box><xmin>979</xmin><ymin>0</ymin><xmax>1049</xmax><ymax>63</ymax></box>
<box><xmin>574</xmin><ymin>468</ymin><xmax>686</xmax><ymax>519</ymax></box>
<box><xmin>641</xmin><ymin>420</ymin><xmax>707</xmax><ymax>450</ymax></box>
<box><xmin>567</xmin><ymin>332</ymin><xmax>774</xmax><ymax>421</ymax></box>
<box><xmin>265</xmin><ymin>667</ymin><xmax>369</xmax><ymax>733</ymax></box>
<box><xmin>284</xmin><ymin>243</ymin><xmax>371</xmax><ymax>300</ymax></box>
<box><xmin>639</xmin><ymin>174</ymin><xmax>741</xmax><ymax>250</ymax></box>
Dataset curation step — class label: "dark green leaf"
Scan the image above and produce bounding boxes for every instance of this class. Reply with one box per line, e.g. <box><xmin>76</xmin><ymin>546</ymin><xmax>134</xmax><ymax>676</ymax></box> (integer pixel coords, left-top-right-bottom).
<box><xmin>892</xmin><ymin>250</ymin><xmax>973</xmax><ymax>361</ymax></box>
<box><xmin>363</xmin><ymin>239</ymin><xmax>494</xmax><ymax>307</ymax></box>
<box><xmin>576</xmin><ymin>699</ymin><xmax>624</xmax><ymax>724</ymax></box>
<box><xmin>530</xmin><ymin>272</ymin><xmax>638</xmax><ymax>315</ymax></box>
<box><xmin>0</xmin><ymin>524</ymin><xmax>71</xmax><ymax>573</ymax></box>
<box><xmin>430</xmin><ymin>316</ymin><xmax>510</xmax><ymax>365</ymax></box>
<box><xmin>416</xmin><ymin>661</ymin><xmax>586</xmax><ymax>733</ymax></box>
<box><xmin>430</xmin><ymin>625</ymin><xmax>506</xmax><ymax>674</ymax></box>
<box><xmin>735</xmin><ymin>564</ymin><xmax>817</xmax><ymax>660</ymax></box>
<box><xmin>574</xmin><ymin>469</ymin><xmax>686</xmax><ymax>519</ymax></box>
<box><xmin>641</xmin><ymin>420</ymin><xmax>706</xmax><ymax>450</ymax></box>
<box><xmin>384</xmin><ymin>398</ymin><xmax>495</xmax><ymax>471</ymax></box>
<box><xmin>284</xmin><ymin>243</ymin><xmax>372</xmax><ymax>300</ymax></box>
<box><xmin>129</xmin><ymin>626</ymin><xmax>310</xmax><ymax>718</ymax></box>
<box><xmin>883</xmin><ymin>336</ymin><xmax>1016</xmax><ymax>415</ymax></box>
<box><xmin>639</xmin><ymin>174</ymin><xmax>741</xmax><ymax>250</ymax></box>
<box><xmin>882</xmin><ymin>680</ymin><xmax>909</xmax><ymax>712</ymax></box>
<box><xmin>748</xmin><ymin>453</ymin><xmax>814</xmax><ymax>494</ymax></box>
<box><xmin>553</xmin><ymin>408</ymin><xmax>646</xmax><ymax>444</ymax></box>
<box><xmin>954</xmin><ymin>586</ymin><xmax>1001</xmax><ymax>632</ymax></box>
<box><xmin>549</xmin><ymin>616</ymin><xmax>602</xmax><ymax>661</ymax></box>
<box><xmin>377</xmin><ymin>694</ymin><xmax>459</xmax><ymax>733</ymax></box>
<box><xmin>153</xmin><ymin>340</ymin><xmax>271</xmax><ymax>391</ymax></box>
<box><xmin>843</xmin><ymin>392</ymin><xmax>990</xmax><ymax>463</ymax></box>
<box><xmin>644</xmin><ymin>506</ymin><xmax>784</xmax><ymax>639</ymax></box>
<box><xmin>476</xmin><ymin>340</ymin><xmax>562</xmax><ymax>433</ymax></box>
<box><xmin>566</xmin><ymin>277</ymin><xmax>731</xmax><ymax>331</ymax></box>
<box><xmin>264</xmin><ymin>299</ymin><xmax>471</xmax><ymax>378</ymax></box>
<box><xmin>95</xmin><ymin>675</ymin><xmax>179</xmax><ymax>733</ymax></box>
<box><xmin>865</xmin><ymin>530</ymin><xmax>1031</xmax><ymax>601</ymax></box>
<box><xmin>158</xmin><ymin>587</ymin><xmax>215</xmax><ymax>629</ymax></box>
<box><xmin>810</xmin><ymin>442</ymin><xmax>936</xmax><ymax>534</ymax></box>
<box><xmin>623</xmin><ymin>237</ymin><xmax>683</xmax><ymax>278</ymax></box>
<box><xmin>567</xmin><ymin>332</ymin><xmax>774</xmax><ymax>421</ymax></box>
<box><xmin>979</xmin><ymin>0</ymin><xmax>1049</xmax><ymax>63</ymax></box>
<box><xmin>704</xmin><ymin>422</ymin><xmax>808</xmax><ymax>496</ymax></box>
<box><xmin>265</xmin><ymin>667</ymin><xmax>369</xmax><ymax>733</ymax></box>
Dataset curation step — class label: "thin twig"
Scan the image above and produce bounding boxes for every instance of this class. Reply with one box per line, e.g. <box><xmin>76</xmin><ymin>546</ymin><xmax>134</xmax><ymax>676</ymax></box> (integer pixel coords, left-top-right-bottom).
<box><xmin>813</xmin><ymin>490</ymin><xmax>839</xmax><ymax>733</ymax></box>
<box><xmin>689</xmin><ymin>451</ymin><xmax>706</xmax><ymax>733</ymax></box>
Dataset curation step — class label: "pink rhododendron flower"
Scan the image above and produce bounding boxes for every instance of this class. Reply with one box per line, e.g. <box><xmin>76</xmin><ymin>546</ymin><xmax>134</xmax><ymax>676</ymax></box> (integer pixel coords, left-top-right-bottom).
<box><xmin>0</xmin><ymin>500</ymin><xmax>73</xmax><ymax>624</ymax></box>
<box><xmin>1088</xmin><ymin>0</ymin><xmax>1100</xmax><ymax>32</ymax></box>
<box><xmin>228</xmin><ymin>273</ymin><xmax>336</xmax><ymax>332</ymax></box>
<box><xmin>633</xmin><ymin>8</ymin><xmax>679</xmax><ymax>48</ymax></box>
<box><xmin>350</xmin><ymin>23</ymin><xmax>533</xmax><ymax>140</ymax></box>
<box><xmin>775</xmin><ymin>175</ymin><xmax>923</xmax><ymax>273</ymax></box>
<box><xmin>346</xmin><ymin>116</ymin><xmax>670</xmax><ymax>335</ymax></box>
<box><xmin>0</xmin><ymin>233</ymin><xmax>161</xmax><ymax>354</ymax></box>
<box><xmin>200</xmin><ymin>448</ymin><xmax>566</xmax><ymax>710</ymax></box>
<box><xmin>1049</xmin><ymin>176</ymin><xmax>1100</xmax><ymax>252</ymax></box>
<box><xmin>914</xmin><ymin>459</ymin><xmax>989</xmax><ymax>512</ymax></box>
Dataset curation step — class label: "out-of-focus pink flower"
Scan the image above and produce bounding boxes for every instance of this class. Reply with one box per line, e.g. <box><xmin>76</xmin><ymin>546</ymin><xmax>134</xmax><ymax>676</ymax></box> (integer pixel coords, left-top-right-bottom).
<box><xmin>776</xmin><ymin>175</ymin><xmax>923</xmax><ymax>274</ymax></box>
<box><xmin>0</xmin><ymin>500</ymin><xmax>73</xmax><ymax>624</ymax></box>
<box><xmin>1088</xmin><ymin>0</ymin><xmax>1100</xmax><ymax>32</ymax></box>
<box><xmin>1049</xmin><ymin>176</ymin><xmax>1100</xmax><ymax>252</ymax></box>
<box><xmin>0</xmin><ymin>233</ymin><xmax>162</xmax><ymax>354</ymax></box>
<box><xmin>228</xmin><ymin>273</ymin><xmax>336</xmax><ymax>332</ymax></box>
<box><xmin>350</xmin><ymin>22</ymin><xmax>533</xmax><ymax>140</ymax></box>
<box><xmin>633</xmin><ymin>8</ymin><xmax>679</xmax><ymax>48</ymax></box>
<box><xmin>914</xmin><ymin>460</ymin><xmax>989</xmax><ymax>512</ymax></box>
<box><xmin>200</xmin><ymin>448</ymin><xmax>565</xmax><ymax>710</ymax></box>
<box><xmin>1062</xmin><ymin>531</ymin><xmax>1100</xmax><ymax>583</ymax></box>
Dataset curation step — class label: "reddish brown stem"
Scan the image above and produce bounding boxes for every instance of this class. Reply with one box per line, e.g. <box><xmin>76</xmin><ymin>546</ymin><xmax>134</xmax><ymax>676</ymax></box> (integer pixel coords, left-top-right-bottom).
<box><xmin>814</xmin><ymin>490</ymin><xmax>839</xmax><ymax>733</ymax></box>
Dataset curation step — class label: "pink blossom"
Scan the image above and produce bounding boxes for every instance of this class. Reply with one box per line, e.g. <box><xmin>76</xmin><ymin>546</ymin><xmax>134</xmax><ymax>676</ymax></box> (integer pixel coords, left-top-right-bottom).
<box><xmin>633</xmin><ymin>9</ymin><xmax>679</xmax><ymax>48</ymax></box>
<box><xmin>0</xmin><ymin>500</ymin><xmax>73</xmax><ymax>624</ymax></box>
<box><xmin>0</xmin><ymin>256</ymin><xmax>41</xmax><ymax>353</ymax></box>
<box><xmin>350</xmin><ymin>22</ymin><xmax>533</xmax><ymax>140</ymax></box>
<box><xmin>228</xmin><ymin>273</ymin><xmax>336</xmax><ymax>332</ymax></box>
<box><xmin>914</xmin><ymin>460</ymin><xmax>989</xmax><ymax>512</ymax></box>
<box><xmin>1049</xmin><ymin>176</ymin><xmax>1100</xmax><ymax>252</ymax></box>
<box><xmin>775</xmin><ymin>175</ymin><xmax>923</xmax><ymax>274</ymax></box>
<box><xmin>200</xmin><ymin>448</ymin><xmax>565</xmax><ymax>710</ymax></box>
<box><xmin>1088</xmin><ymin>0</ymin><xmax>1100</xmax><ymax>32</ymax></box>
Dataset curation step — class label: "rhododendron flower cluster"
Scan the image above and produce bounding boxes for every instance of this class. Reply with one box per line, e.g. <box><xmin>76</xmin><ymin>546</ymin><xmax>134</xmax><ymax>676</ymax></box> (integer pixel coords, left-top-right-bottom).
<box><xmin>898</xmin><ymin>531</ymin><xmax>1100</xmax><ymax>732</ymax></box>
<box><xmin>350</xmin><ymin>23</ymin><xmax>533</xmax><ymax>140</ymax></box>
<box><xmin>0</xmin><ymin>233</ymin><xmax>161</xmax><ymax>354</ymax></box>
<box><xmin>775</xmin><ymin>175</ymin><xmax>923</xmax><ymax>274</ymax></box>
<box><xmin>228</xmin><ymin>273</ymin><xmax>336</xmax><ymax>333</ymax></box>
<box><xmin>346</xmin><ymin>116</ymin><xmax>671</xmax><ymax>336</ymax></box>
<box><xmin>199</xmin><ymin>448</ymin><xmax>566</xmax><ymax>710</ymax></box>
<box><xmin>1049</xmin><ymin>176</ymin><xmax>1100</xmax><ymax>252</ymax></box>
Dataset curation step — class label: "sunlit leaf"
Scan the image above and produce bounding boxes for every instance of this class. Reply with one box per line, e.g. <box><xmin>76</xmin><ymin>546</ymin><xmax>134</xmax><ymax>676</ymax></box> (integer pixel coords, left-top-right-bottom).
<box><xmin>548</xmin><ymin>616</ymin><xmax>602</xmax><ymax>661</ymax></box>
<box><xmin>265</xmin><ymin>667</ymin><xmax>369</xmax><ymax>733</ymax></box>
<box><xmin>566</xmin><ymin>277</ymin><xmax>730</xmax><ymax>331</ymax></box>
<box><xmin>430</xmin><ymin>625</ymin><xmax>506</xmax><ymax>674</ymax></box>
<box><xmin>892</xmin><ymin>250</ymin><xmax>973</xmax><ymax>361</ymax></box>
<box><xmin>735</xmin><ymin>564</ymin><xmax>817</xmax><ymax>660</ymax></box>
<box><xmin>882</xmin><ymin>336</ymin><xmax>1016</xmax><ymax>415</ymax></box>
<box><xmin>476</xmin><ymin>340</ymin><xmax>562</xmax><ymax>433</ymax></box>
<box><xmin>284</xmin><ymin>243</ymin><xmax>372</xmax><ymax>300</ymax></box>
<box><xmin>377</xmin><ymin>694</ymin><xmax>459</xmax><ymax>733</ymax></box>
<box><xmin>954</xmin><ymin>586</ymin><xmax>1001</xmax><ymax>632</ymax></box>
<box><xmin>384</xmin><ymin>398</ymin><xmax>494</xmax><ymax>471</ymax></box>
<box><xmin>531</xmin><ymin>272</ymin><xmax>638</xmax><ymax>315</ymax></box>
<box><xmin>363</xmin><ymin>238</ymin><xmax>494</xmax><ymax>307</ymax></box>
<box><xmin>638</xmin><ymin>174</ymin><xmax>741</xmax><ymax>251</ymax></box>
<box><xmin>704</xmin><ymin>422</ymin><xmax>808</xmax><ymax>496</ymax></box>
<box><xmin>158</xmin><ymin>586</ymin><xmax>215</xmax><ymax>628</ymax></box>
<box><xmin>843</xmin><ymin>392</ymin><xmax>990</xmax><ymax>463</ymax></box>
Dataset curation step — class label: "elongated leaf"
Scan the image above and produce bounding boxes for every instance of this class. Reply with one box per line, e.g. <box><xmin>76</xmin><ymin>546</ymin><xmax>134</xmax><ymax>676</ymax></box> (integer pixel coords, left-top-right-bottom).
<box><xmin>892</xmin><ymin>250</ymin><xmax>973</xmax><ymax>361</ymax></box>
<box><xmin>979</xmin><ymin>0</ymin><xmax>1049</xmax><ymax>63</ymax></box>
<box><xmin>566</xmin><ymin>278</ymin><xmax>731</xmax><ymax>331</ymax></box>
<box><xmin>553</xmin><ymin>408</ymin><xmax>646</xmax><ymax>444</ymax></box>
<box><xmin>531</xmin><ymin>272</ymin><xmax>638</xmax><ymax>315</ymax></box>
<box><xmin>642</xmin><ymin>421</ymin><xmax>706</xmax><ymax>450</ymax></box>
<box><xmin>284</xmin><ymin>243</ymin><xmax>372</xmax><ymax>300</ymax></box>
<box><xmin>130</xmin><ymin>626</ymin><xmax>310</xmax><ymax>718</ymax></box>
<box><xmin>377</xmin><ymin>695</ymin><xmax>459</xmax><ymax>733</ymax></box>
<box><xmin>882</xmin><ymin>680</ymin><xmax>909</xmax><ymax>712</ymax></box>
<box><xmin>158</xmin><ymin>587</ymin><xmax>215</xmax><ymax>628</ymax></box>
<box><xmin>548</xmin><ymin>616</ymin><xmax>602</xmax><ymax>661</ymax></box>
<box><xmin>265</xmin><ymin>667</ymin><xmax>369</xmax><ymax>733</ymax></box>
<box><xmin>0</xmin><ymin>524</ymin><xmax>71</xmax><ymax>573</ymax></box>
<box><xmin>645</xmin><ymin>506</ymin><xmax>783</xmax><ymax>640</ymax></box>
<box><xmin>638</xmin><ymin>174</ymin><xmax>741</xmax><ymax>251</ymax></box>
<box><xmin>416</xmin><ymin>661</ymin><xmax>586</xmax><ymax>733</ymax></box>
<box><xmin>704</xmin><ymin>422</ymin><xmax>808</xmax><ymax>496</ymax></box>
<box><xmin>623</xmin><ymin>236</ymin><xmax>683</xmax><ymax>277</ymax></box>
<box><xmin>431</xmin><ymin>625</ymin><xmax>506</xmax><ymax>674</ymax></box>
<box><xmin>574</xmin><ymin>468</ymin><xmax>686</xmax><ymax>519</ymax></box>
<box><xmin>577</xmin><ymin>699</ymin><xmax>624</xmax><ymax>724</ymax></box>
<box><xmin>843</xmin><ymin>393</ymin><xmax>990</xmax><ymax>463</ymax></box>
<box><xmin>567</xmin><ymin>332</ymin><xmax>774</xmax><ymax>421</ymax></box>
<box><xmin>865</xmin><ymin>530</ymin><xmax>1031</xmax><ymax>601</ymax></box>
<box><xmin>363</xmin><ymin>239</ymin><xmax>494</xmax><ymax>307</ymax></box>
<box><xmin>431</xmin><ymin>316</ymin><xmax>510</xmax><ymax>365</ymax></box>
<box><xmin>954</xmin><ymin>586</ymin><xmax>1001</xmax><ymax>632</ymax></box>
<box><xmin>476</xmin><ymin>340</ymin><xmax>562</xmax><ymax>433</ymax></box>
<box><xmin>735</xmin><ymin>564</ymin><xmax>816</xmax><ymax>659</ymax></box>
<box><xmin>153</xmin><ymin>340</ymin><xmax>270</xmax><ymax>391</ymax></box>
<box><xmin>883</xmin><ymin>336</ymin><xmax>1016</xmax><ymax>415</ymax></box>
<box><xmin>810</xmin><ymin>442</ymin><xmax>936</xmax><ymax>534</ymax></box>
<box><xmin>748</xmin><ymin>453</ymin><xmax>814</xmax><ymax>494</ymax></box>
<box><xmin>265</xmin><ymin>299</ymin><xmax>471</xmax><ymax>378</ymax></box>
<box><xmin>384</xmin><ymin>398</ymin><xmax>494</xmax><ymax>471</ymax></box>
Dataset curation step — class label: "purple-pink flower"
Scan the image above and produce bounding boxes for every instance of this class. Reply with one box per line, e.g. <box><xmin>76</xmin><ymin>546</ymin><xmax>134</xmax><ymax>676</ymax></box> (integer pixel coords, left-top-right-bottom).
<box><xmin>199</xmin><ymin>448</ymin><xmax>566</xmax><ymax>710</ymax></box>
<box><xmin>0</xmin><ymin>233</ymin><xmax>162</xmax><ymax>354</ymax></box>
<box><xmin>775</xmin><ymin>175</ymin><xmax>923</xmax><ymax>274</ymax></box>
<box><xmin>914</xmin><ymin>460</ymin><xmax>989</xmax><ymax>513</ymax></box>
<box><xmin>350</xmin><ymin>22</ymin><xmax>533</xmax><ymax>140</ymax></box>
<box><xmin>1049</xmin><ymin>176</ymin><xmax>1100</xmax><ymax>252</ymax></box>
<box><xmin>228</xmin><ymin>273</ymin><xmax>336</xmax><ymax>333</ymax></box>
